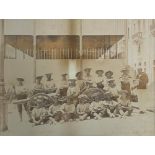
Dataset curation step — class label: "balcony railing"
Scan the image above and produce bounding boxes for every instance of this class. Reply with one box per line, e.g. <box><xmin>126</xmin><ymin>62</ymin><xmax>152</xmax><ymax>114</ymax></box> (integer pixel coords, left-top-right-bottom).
<box><xmin>37</xmin><ymin>48</ymin><xmax>80</xmax><ymax>59</ymax></box>
<box><xmin>150</xmin><ymin>23</ymin><xmax>155</xmax><ymax>37</ymax></box>
<box><xmin>132</xmin><ymin>32</ymin><xmax>143</xmax><ymax>44</ymax></box>
<box><xmin>5</xmin><ymin>47</ymin><xmax>125</xmax><ymax>60</ymax></box>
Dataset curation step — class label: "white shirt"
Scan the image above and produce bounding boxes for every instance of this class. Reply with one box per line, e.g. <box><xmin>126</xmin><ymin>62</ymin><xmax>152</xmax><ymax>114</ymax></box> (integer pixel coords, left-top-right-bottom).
<box><xmin>44</xmin><ymin>80</ymin><xmax>56</xmax><ymax>89</ymax></box>
<box><xmin>15</xmin><ymin>85</ymin><xmax>27</xmax><ymax>95</ymax></box>
<box><xmin>67</xmin><ymin>86</ymin><xmax>76</xmax><ymax>96</ymax></box>
<box><xmin>95</xmin><ymin>76</ymin><xmax>104</xmax><ymax>84</ymax></box>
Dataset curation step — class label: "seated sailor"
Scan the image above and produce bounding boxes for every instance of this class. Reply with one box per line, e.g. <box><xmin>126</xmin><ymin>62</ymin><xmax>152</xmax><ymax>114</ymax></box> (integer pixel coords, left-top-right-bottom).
<box><xmin>89</xmin><ymin>93</ymin><xmax>106</xmax><ymax>120</ymax></box>
<box><xmin>103</xmin><ymin>92</ymin><xmax>119</xmax><ymax>118</ymax></box>
<box><xmin>77</xmin><ymin>94</ymin><xmax>90</xmax><ymax>121</ymax></box>
<box><xmin>60</xmin><ymin>96</ymin><xmax>76</xmax><ymax>122</ymax></box>
<box><xmin>31</xmin><ymin>98</ymin><xmax>48</xmax><ymax>126</ymax></box>
<box><xmin>118</xmin><ymin>90</ymin><xmax>133</xmax><ymax>118</ymax></box>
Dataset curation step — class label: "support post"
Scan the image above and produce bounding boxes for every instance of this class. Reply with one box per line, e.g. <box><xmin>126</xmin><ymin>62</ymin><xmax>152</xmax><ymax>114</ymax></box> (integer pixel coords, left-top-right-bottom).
<box><xmin>0</xmin><ymin>19</ymin><xmax>8</xmax><ymax>132</ymax></box>
<box><xmin>124</xmin><ymin>19</ymin><xmax>128</xmax><ymax>64</ymax></box>
<box><xmin>79</xmin><ymin>19</ymin><xmax>83</xmax><ymax>70</ymax></box>
<box><xmin>33</xmin><ymin>20</ymin><xmax>36</xmax><ymax>82</ymax></box>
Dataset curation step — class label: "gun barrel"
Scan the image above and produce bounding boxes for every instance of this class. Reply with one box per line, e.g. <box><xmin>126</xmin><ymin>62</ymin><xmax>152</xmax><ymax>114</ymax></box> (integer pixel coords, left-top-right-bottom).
<box><xmin>13</xmin><ymin>98</ymin><xmax>30</xmax><ymax>104</ymax></box>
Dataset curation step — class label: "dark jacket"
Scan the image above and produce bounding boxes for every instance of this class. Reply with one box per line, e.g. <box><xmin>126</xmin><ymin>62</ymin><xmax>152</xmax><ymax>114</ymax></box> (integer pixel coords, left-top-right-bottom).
<box><xmin>136</xmin><ymin>72</ymin><xmax>148</xmax><ymax>89</ymax></box>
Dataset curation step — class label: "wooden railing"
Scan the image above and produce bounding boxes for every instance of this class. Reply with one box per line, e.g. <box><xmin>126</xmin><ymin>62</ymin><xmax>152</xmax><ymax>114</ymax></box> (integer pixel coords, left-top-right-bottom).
<box><xmin>5</xmin><ymin>47</ymin><xmax>125</xmax><ymax>60</ymax></box>
<box><xmin>36</xmin><ymin>48</ymin><xmax>80</xmax><ymax>59</ymax></box>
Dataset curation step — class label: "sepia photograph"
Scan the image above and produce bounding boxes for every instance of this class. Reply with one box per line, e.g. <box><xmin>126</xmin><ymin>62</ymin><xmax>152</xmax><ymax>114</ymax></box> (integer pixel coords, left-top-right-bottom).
<box><xmin>0</xmin><ymin>19</ymin><xmax>155</xmax><ymax>136</ymax></box>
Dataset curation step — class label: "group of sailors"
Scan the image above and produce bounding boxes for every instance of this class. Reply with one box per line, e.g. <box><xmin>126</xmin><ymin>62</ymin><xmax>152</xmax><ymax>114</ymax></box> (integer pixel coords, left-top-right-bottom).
<box><xmin>9</xmin><ymin>65</ymin><xmax>149</xmax><ymax>125</ymax></box>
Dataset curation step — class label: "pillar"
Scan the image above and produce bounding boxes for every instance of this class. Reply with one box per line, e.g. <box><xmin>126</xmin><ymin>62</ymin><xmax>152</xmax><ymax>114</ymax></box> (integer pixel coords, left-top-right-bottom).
<box><xmin>0</xmin><ymin>19</ymin><xmax>8</xmax><ymax>132</ymax></box>
<box><xmin>124</xmin><ymin>19</ymin><xmax>128</xmax><ymax>64</ymax></box>
<box><xmin>33</xmin><ymin>20</ymin><xmax>36</xmax><ymax>82</ymax></box>
<box><xmin>79</xmin><ymin>19</ymin><xmax>83</xmax><ymax>70</ymax></box>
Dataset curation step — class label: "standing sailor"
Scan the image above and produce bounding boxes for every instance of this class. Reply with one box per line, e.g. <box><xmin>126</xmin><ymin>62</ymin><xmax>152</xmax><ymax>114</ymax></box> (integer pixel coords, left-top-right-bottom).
<box><xmin>59</xmin><ymin>73</ymin><xmax>68</xmax><ymax>88</ymax></box>
<box><xmin>67</xmin><ymin>79</ymin><xmax>76</xmax><ymax>97</ymax></box>
<box><xmin>75</xmin><ymin>71</ymin><xmax>86</xmax><ymax>95</ymax></box>
<box><xmin>44</xmin><ymin>73</ymin><xmax>57</xmax><ymax>93</ymax></box>
<box><xmin>104</xmin><ymin>71</ymin><xmax>114</xmax><ymax>89</ymax></box>
<box><xmin>136</xmin><ymin>68</ymin><xmax>149</xmax><ymax>111</ymax></box>
<box><xmin>57</xmin><ymin>73</ymin><xmax>68</xmax><ymax>97</ymax></box>
<box><xmin>83</xmin><ymin>67</ymin><xmax>95</xmax><ymax>88</ymax></box>
<box><xmin>95</xmin><ymin>70</ymin><xmax>105</xmax><ymax>89</ymax></box>
<box><xmin>119</xmin><ymin>67</ymin><xmax>132</xmax><ymax>95</ymax></box>
<box><xmin>83</xmin><ymin>68</ymin><xmax>93</xmax><ymax>81</ymax></box>
<box><xmin>67</xmin><ymin>79</ymin><xmax>77</xmax><ymax>105</ymax></box>
<box><xmin>32</xmin><ymin>76</ymin><xmax>44</xmax><ymax>94</ymax></box>
<box><xmin>15</xmin><ymin>78</ymin><xmax>29</xmax><ymax>121</ymax></box>
<box><xmin>136</xmin><ymin>68</ymin><xmax>148</xmax><ymax>89</ymax></box>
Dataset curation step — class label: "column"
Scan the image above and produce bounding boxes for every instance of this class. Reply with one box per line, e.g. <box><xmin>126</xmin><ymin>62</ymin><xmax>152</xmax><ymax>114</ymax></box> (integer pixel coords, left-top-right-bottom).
<box><xmin>115</xmin><ymin>43</ymin><xmax>118</xmax><ymax>59</ymax></box>
<box><xmin>0</xmin><ymin>19</ymin><xmax>8</xmax><ymax>132</ymax></box>
<box><xmin>109</xmin><ymin>36</ymin><xmax>111</xmax><ymax>59</ymax></box>
<box><xmin>79</xmin><ymin>19</ymin><xmax>83</xmax><ymax>70</ymax></box>
<box><xmin>124</xmin><ymin>19</ymin><xmax>128</xmax><ymax>65</ymax></box>
<box><xmin>33</xmin><ymin>20</ymin><xmax>36</xmax><ymax>82</ymax></box>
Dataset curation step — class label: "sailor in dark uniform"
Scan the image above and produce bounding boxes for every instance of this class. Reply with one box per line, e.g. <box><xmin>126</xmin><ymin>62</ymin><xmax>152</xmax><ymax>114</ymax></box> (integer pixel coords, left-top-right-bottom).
<box><xmin>136</xmin><ymin>68</ymin><xmax>149</xmax><ymax>111</ymax></box>
<box><xmin>136</xmin><ymin>68</ymin><xmax>148</xmax><ymax>89</ymax></box>
<box><xmin>104</xmin><ymin>71</ymin><xmax>114</xmax><ymax>90</ymax></box>
<box><xmin>75</xmin><ymin>71</ymin><xmax>86</xmax><ymax>95</ymax></box>
<box><xmin>119</xmin><ymin>67</ymin><xmax>132</xmax><ymax>96</ymax></box>
<box><xmin>57</xmin><ymin>73</ymin><xmax>68</xmax><ymax>97</ymax></box>
<box><xmin>95</xmin><ymin>70</ymin><xmax>105</xmax><ymax>89</ymax></box>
